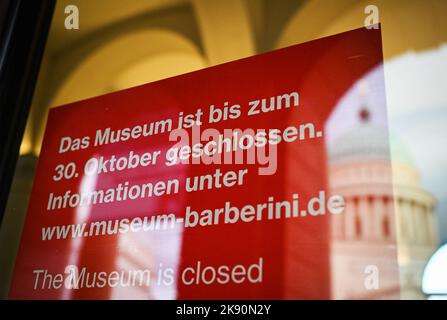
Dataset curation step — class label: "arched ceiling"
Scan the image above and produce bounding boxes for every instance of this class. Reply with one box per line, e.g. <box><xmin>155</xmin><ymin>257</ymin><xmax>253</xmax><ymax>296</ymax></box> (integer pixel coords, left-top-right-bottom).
<box><xmin>111</xmin><ymin>53</ymin><xmax>207</xmax><ymax>90</ymax></box>
<box><xmin>49</xmin><ymin>29</ymin><xmax>202</xmax><ymax>107</ymax></box>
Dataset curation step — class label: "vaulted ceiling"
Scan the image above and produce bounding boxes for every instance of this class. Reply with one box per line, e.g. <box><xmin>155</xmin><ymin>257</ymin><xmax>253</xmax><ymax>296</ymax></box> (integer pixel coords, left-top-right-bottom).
<box><xmin>20</xmin><ymin>0</ymin><xmax>447</xmax><ymax>155</ymax></box>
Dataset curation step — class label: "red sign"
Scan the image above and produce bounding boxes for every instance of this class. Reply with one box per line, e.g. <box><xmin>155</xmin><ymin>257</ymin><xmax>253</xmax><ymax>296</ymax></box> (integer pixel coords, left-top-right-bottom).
<box><xmin>9</xmin><ymin>26</ymin><xmax>399</xmax><ymax>299</ymax></box>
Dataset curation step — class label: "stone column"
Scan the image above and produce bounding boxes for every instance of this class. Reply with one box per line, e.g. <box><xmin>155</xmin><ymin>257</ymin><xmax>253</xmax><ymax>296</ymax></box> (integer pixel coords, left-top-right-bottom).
<box><xmin>193</xmin><ymin>0</ymin><xmax>256</xmax><ymax>65</ymax></box>
<box><xmin>414</xmin><ymin>204</ymin><xmax>428</xmax><ymax>245</ymax></box>
<box><xmin>357</xmin><ymin>196</ymin><xmax>371</xmax><ymax>240</ymax></box>
<box><xmin>410</xmin><ymin>202</ymin><xmax>421</xmax><ymax>245</ymax></box>
<box><xmin>426</xmin><ymin>205</ymin><xmax>438</xmax><ymax>245</ymax></box>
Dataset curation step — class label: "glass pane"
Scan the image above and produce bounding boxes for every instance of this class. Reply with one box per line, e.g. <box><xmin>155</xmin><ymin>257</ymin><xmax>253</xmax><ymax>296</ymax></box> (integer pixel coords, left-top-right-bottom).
<box><xmin>1</xmin><ymin>0</ymin><xmax>446</xmax><ymax>300</ymax></box>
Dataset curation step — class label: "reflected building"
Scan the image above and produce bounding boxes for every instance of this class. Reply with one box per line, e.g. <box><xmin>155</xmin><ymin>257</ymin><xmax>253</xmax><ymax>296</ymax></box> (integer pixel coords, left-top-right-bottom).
<box><xmin>389</xmin><ymin>130</ymin><xmax>438</xmax><ymax>299</ymax></box>
<box><xmin>329</xmin><ymin>108</ymin><xmax>438</xmax><ymax>299</ymax></box>
<box><xmin>112</xmin><ymin>233</ymin><xmax>155</xmax><ymax>300</ymax></box>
